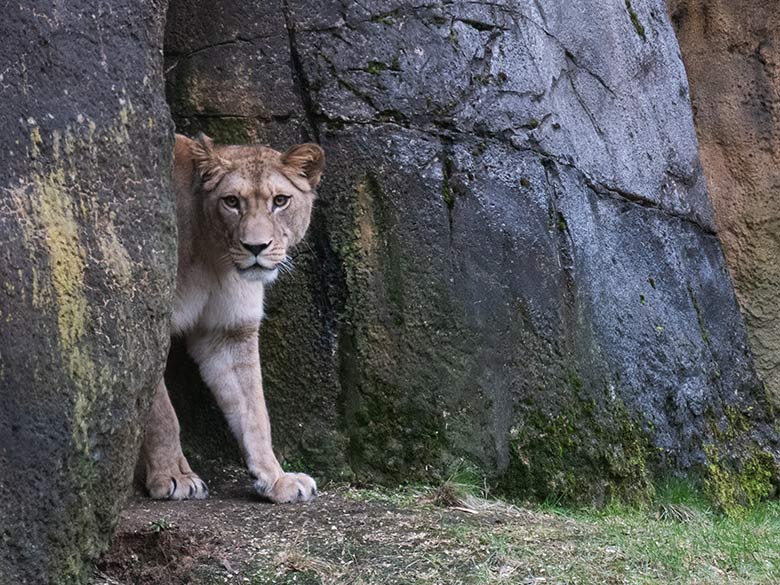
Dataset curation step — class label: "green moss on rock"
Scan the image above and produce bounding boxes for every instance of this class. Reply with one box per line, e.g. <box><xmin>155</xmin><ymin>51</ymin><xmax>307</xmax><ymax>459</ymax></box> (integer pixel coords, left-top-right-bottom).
<box><xmin>328</xmin><ymin>172</ymin><xmax>451</xmax><ymax>483</ymax></box>
<box><xmin>500</xmin><ymin>382</ymin><xmax>655</xmax><ymax>506</ymax></box>
<box><xmin>703</xmin><ymin>445</ymin><xmax>776</xmax><ymax>516</ymax></box>
<box><xmin>196</xmin><ymin>117</ymin><xmax>252</xmax><ymax>145</ymax></box>
<box><xmin>625</xmin><ymin>0</ymin><xmax>646</xmax><ymax>40</ymax></box>
<box><xmin>367</xmin><ymin>61</ymin><xmax>388</xmax><ymax>74</ymax></box>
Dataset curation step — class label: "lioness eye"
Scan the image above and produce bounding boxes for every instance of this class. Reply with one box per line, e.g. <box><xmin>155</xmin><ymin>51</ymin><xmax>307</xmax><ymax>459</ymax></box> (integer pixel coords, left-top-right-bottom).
<box><xmin>223</xmin><ymin>196</ymin><xmax>240</xmax><ymax>209</ymax></box>
<box><xmin>273</xmin><ymin>195</ymin><xmax>291</xmax><ymax>209</ymax></box>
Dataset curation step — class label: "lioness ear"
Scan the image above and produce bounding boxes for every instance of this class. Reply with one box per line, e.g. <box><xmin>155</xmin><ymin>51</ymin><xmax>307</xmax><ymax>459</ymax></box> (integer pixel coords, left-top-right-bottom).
<box><xmin>281</xmin><ymin>143</ymin><xmax>325</xmax><ymax>189</ymax></box>
<box><xmin>189</xmin><ymin>132</ymin><xmax>232</xmax><ymax>190</ymax></box>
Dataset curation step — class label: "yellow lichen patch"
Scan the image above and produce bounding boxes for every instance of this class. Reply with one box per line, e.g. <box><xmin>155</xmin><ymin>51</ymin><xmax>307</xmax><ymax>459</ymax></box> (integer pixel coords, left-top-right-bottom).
<box><xmin>15</xmin><ymin>107</ymin><xmax>153</xmax><ymax>463</ymax></box>
<box><xmin>7</xmin><ymin>187</ymin><xmax>49</xmax><ymax>308</ymax></box>
<box><xmin>35</xmin><ymin>170</ymin><xmax>99</xmax><ymax>457</ymax></box>
<box><xmin>12</xmin><ymin>161</ymin><xmax>97</xmax><ymax>456</ymax></box>
<box><xmin>34</xmin><ymin>168</ymin><xmax>89</xmax><ymax>351</ymax></box>
<box><xmin>30</xmin><ymin>126</ymin><xmax>43</xmax><ymax>158</ymax></box>
<box><xmin>68</xmin><ymin>345</ymin><xmax>97</xmax><ymax>388</ymax></box>
<box><xmin>52</xmin><ymin>129</ymin><xmax>62</xmax><ymax>161</ymax></box>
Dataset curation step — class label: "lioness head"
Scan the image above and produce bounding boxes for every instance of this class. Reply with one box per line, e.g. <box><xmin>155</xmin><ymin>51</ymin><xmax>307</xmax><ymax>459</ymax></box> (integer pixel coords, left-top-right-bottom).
<box><xmin>187</xmin><ymin>133</ymin><xmax>324</xmax><ymax>284</ymax></box>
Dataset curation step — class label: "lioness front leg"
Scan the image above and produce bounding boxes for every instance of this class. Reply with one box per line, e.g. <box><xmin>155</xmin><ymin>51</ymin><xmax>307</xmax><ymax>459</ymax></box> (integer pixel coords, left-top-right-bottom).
<box><xmin>142</xmin><ymin>379</ymin><xmax>209</xmax><ymax>500</ymax></box>
<box><xmin>187</xmin><ymin>328</ymin><xmax>317</xmax><ymax>503</ymax></box>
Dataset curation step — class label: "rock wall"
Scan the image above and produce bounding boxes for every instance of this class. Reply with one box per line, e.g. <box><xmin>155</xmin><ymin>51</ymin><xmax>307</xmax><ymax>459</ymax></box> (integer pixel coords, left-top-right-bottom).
<box><xmin>0</xmin><ymin>2</ymin><xmax>175</xmax><ymax>583</ymax></box>
<box><xmin>668</xmin><ymin>0</ymin><xmax>780</xmax><ymax>401</ymax></box>
<box><xmin>165</xmin><ymin>0</ymin><xmax>779</xmax><ymax>509</ymax></box>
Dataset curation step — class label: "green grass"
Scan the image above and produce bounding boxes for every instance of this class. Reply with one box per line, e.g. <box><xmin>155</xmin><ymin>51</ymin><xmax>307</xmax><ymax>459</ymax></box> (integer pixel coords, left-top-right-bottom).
<box><xmin>532</xmin><ymin>505</ymin><xmax>780</xmax><ymax>582</ymax></box>
<box><xmin>526</xmin><ymin>479</ymin><xmax>780</xmax><ymax>583</ymax></box>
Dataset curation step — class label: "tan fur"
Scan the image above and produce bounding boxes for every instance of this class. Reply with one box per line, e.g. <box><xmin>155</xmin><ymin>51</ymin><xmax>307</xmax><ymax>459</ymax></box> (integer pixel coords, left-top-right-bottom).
<box><xmin>141</xmin><ymin>133</ymin><xmax>324</xmax><ymax>503</ymax></box>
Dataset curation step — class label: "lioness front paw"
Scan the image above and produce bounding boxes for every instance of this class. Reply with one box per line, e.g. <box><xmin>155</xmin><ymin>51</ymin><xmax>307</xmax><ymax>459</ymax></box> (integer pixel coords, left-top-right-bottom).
<box><xmin>256</xmin><ymin>472</ymin><xmax>317</xmax><ymax>504</ymax></box>
<box><xmin>147</xmin><ymin>471</ymin><xmax>209</xmax><ymax>501</ymax></box>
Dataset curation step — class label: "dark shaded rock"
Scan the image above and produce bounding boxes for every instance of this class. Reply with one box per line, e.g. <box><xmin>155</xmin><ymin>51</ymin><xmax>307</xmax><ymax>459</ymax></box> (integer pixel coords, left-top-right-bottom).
<box><xmin>164</xmin><ymin>0</ymin><xmax>779</xmax><ymax>508</ymax></box>
<box><xmin>0</xmin><ymin>2</ymin><xmax>175</xmax><ymax>583</ymax></box>
<box><xmin>668</xmin><ymin>0</ymin><xmax>780</xmax><ymax>401</ymax></box>
<box><xmin>165</xmin><ymin>0</ymin><xmax>306</xmax><ymax>146</ymax></box>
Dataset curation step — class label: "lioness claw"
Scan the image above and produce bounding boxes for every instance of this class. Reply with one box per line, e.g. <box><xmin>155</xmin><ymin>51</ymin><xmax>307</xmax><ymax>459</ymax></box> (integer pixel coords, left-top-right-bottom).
<box><xmin>148</xmin><ymin>472</ymin><xmax>209</xmax><ymax>501</ymax></box>
<box><xmin>257</xmin><ymin>472</ymin><xmax>317</xmax><ymax>504</ymax></box>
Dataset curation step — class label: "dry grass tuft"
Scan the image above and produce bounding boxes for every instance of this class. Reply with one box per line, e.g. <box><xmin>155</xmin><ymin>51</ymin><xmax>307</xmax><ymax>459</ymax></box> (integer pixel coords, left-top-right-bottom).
<box><xmin>426</xmin><ymin>476</ymin><xmax>522</xmax><ymax>518</ymax></box>
<box><xmin>275</xmin><ymin>547</ymin><xmax>340</xmax><ymax>579</ymax></box>
<box><xmin>655</xmin><ymin>502</ymin><xmax>700</xmax><ymax>523</ymax></box>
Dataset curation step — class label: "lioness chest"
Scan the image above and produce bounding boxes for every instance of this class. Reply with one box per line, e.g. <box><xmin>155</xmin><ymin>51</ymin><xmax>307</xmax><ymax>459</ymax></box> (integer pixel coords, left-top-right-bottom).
<box><xmin>171</xmin><ymin>263</ymin><xmax>266</xmax><ymax>335</ymax></box>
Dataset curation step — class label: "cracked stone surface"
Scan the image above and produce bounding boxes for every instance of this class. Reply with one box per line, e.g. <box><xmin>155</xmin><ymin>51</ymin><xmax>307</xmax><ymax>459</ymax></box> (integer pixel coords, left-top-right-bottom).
<box><xmin>164</xmin><ymin>0</ymin><xmax>779</xmax><ymax>504</ymax></box>
<box><xmin>669</xmin><ymin>0</ymin><xmax>780</xmax><ymax>402</ymax></box>
<box><xmin>0</xmin><ymin>2</ymin><xmax>176</xmax><ymax>583</ymax></box>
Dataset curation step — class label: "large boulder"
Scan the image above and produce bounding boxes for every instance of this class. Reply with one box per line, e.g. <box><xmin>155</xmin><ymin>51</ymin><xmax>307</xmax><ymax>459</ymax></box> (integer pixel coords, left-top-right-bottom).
<box><xmin>165</xmin><ymin>0</ymin><xmax>779</xmax><ymax>508</ymax></box>
<box><xmin>0</xmin><ymin>2</ymin><xmax>175</xmax><ymax>583</ymax></box>
<box><xmin>668</xmin><ymin>0</ymin><xmax>780</xmax><ymax>402</ymax></box>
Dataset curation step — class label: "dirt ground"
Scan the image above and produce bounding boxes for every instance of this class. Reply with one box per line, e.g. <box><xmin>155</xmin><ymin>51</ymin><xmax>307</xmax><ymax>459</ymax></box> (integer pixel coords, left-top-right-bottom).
<box><xmin>93</xmin><ymin>468</ymin><xmax>572</xmax><ymax>585</ymax></box>
<box><xmin>93</xmin><ymin>467</ymin><xmax>780</xmax><ymax>585</ymax></box>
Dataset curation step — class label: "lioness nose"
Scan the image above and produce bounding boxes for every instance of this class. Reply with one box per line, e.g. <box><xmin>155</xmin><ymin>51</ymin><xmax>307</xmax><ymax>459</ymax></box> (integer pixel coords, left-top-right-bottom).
<box><xmin>241</xmin><ymin>241</ymin><xmax>272</xmax><ymax>256</ymax></box>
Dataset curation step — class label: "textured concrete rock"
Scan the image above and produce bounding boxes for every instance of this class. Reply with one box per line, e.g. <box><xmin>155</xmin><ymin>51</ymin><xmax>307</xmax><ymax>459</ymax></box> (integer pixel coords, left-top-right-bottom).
<box><xmin>0</xmin><ymin>2</ymin><xmax>175</xmax><ymax>583</ymax></box>
<box><xmin>165</xmin><ymin>0</ymin><xmax>779</xmax><ymax>507</ymax></box>
<box><xmin>668</xmin><ymin>0</ymin><xmax>780</xmax><ymax>401</ymax></box>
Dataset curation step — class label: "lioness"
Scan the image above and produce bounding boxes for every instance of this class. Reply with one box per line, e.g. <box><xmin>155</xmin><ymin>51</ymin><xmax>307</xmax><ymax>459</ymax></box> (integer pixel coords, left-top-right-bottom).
<box><xmin>141</xmin><ymin>133</ymin><xmax>323</xmax><ymax>503</ymax></box>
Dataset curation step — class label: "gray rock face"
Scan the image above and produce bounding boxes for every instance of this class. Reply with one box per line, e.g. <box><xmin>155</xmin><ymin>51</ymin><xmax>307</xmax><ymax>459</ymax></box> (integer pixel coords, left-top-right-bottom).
<box><xmin>0</xmin><ymin>2</ymin><xmax>175</xmax><ymax>583</ymax></box>
<box><xmin>165</xmin><ymin>0</ymin><xmax>778</xmax><ymax>507</ymax></box>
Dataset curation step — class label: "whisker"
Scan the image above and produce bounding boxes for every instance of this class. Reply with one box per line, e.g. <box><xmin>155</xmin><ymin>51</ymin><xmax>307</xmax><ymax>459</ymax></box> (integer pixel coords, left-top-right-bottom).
<box><xmin>277</xmin><ymin>256</ymin><xmax>295</xmax><ymax>277</ymax></box>
<box><xmin>217</xmin><ymin>252</ymin><xmax>234</xmax><ymax>267</ymax></box>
